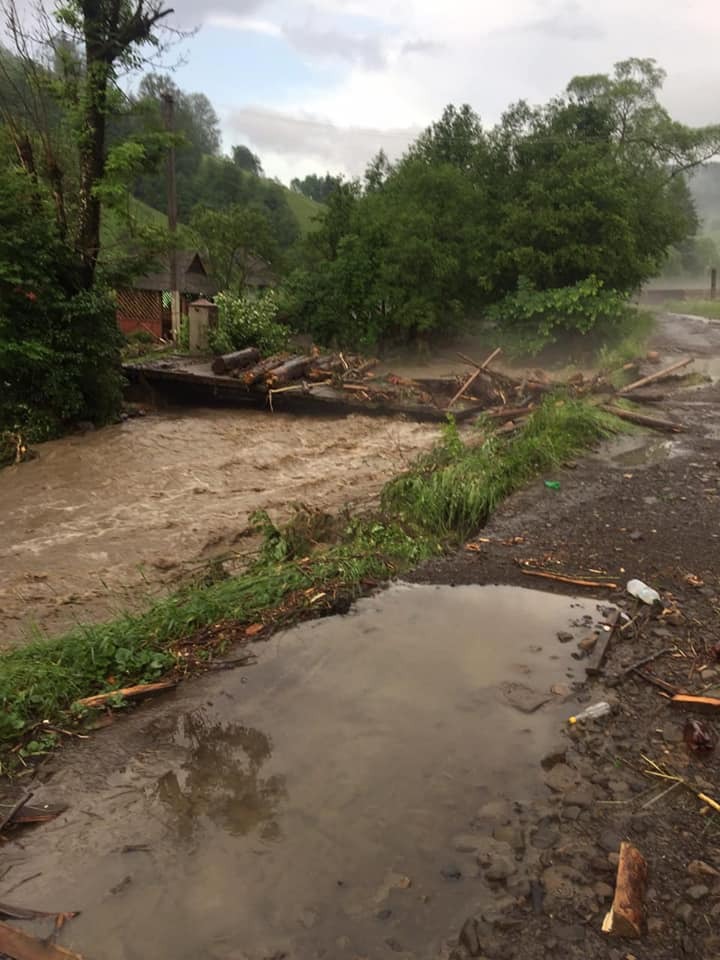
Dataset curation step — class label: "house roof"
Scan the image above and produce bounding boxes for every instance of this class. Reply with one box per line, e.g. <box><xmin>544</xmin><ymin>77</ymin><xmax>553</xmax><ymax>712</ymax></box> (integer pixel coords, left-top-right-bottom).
<box><xmin>245</xmin><ymin>253</ymin><xmax>277</xmax><ymax>288</ymax></box>
<box><xmin>132</xmin><ymin>251</ymin><xmax>219</xmax><ymax>295</ymax></box>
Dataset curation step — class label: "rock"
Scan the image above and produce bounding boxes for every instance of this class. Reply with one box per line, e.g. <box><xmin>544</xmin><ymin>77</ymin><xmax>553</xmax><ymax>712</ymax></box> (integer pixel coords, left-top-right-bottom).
<box><xmin>594</xmin><ymin>881</ymin><xmax>614</xmax><ymax>899</ymax></box>
<box><xmin>550</xmin><ymin>683</ymin><xmax>571</xmax><ymax>697</ymax></box>
<box><xmin>686</xmin><ymin>884</ymin><xmax>709</xmax><ymax>901</ymax></box>
<box><xmin>385</xmin><ymin>937</ymin><xmax>404</xmax><ymax>952</ymax></box>
<box><xmin>665</xmin><ymin>611</ymin><xmax>684</xmax><ymax>626</ymax></box>
<box><xmin>646</xmin><ymin>350</ymin><xmax>660</xmax><ymax>363</ymax></box>
<box><xmin>675</xmin><ymin>902</ymin><xmax>693</xmax><ymax>924</ymax></box>
<box><xmin>540</xmin><ymin>745</ymin><xmax>567</xmax><ymax>770</ymax></box>
<box><xmin>563</xmin><ymin>806</ymin><xmax>581</xmax><ymax>821</ymax></box>
<box><xmin>459</xmin><ymin>917</ymin><xmax>486</xmax><ymax>957</ymax></box>
<box><xmin>629</xmin><ymin>530</ymin><xmax>643</xmax><ymax>542</ymax></box>
<box><xmin>544</xmin><ymin>763</ymin><xmax>581</xmax><ymax>793</ymax></box>
<box><xmin>562</xmin><ymin>787</ymin><xmax>595</xmax><ymax>808</ymax></box>
<box><xmin>701</xmin><ymin>668</ymin><xmax>718</xmax><ymax>682</ymax></box>
<box><xmin>531</xmin><ymin>819</ymin><xmax>560</xmax><ymax>850</ymax></box>
<box><xmin>441</xmin><ymin>865</ymin><xmax>463</xmax><ymax>881</ymax></box>
<box><xmin>542</xmin><ymin>864</ymin><xmax>585</xmax><ymax>900</ymax></box>
<box><xmin>485</xmin><ymin>857</ymin><xmax>516</xmax><ymax>883</ymax></box>
<box><xmin>557</xmin><ymin>631</ymin><xmax>574</xmax><ymax>643</ymax></box>
<box><xmin>598</xmin><ymin>829</ymin><xmax>623</xmax><ymax>853</ymax></box>
<box><xmin>662</xmin><ymin>723</ymin><xmax>685</xmax><ymax>744</ymax></box>
<box><xmin>608</xmin><ymin>779</ymin><xmax>632</xmax><ymax>797</ymax></box>
<box><xmin>376</xmin><ymin>909</ymin><xmax>392</xmax><ymax>921</ymax></box>
<box><xmin>687</xmin><ymin>860</ymin><xmax>720</xmax><ymax>879</ymax></box>
<box><xmin>552</xmin><ymin>922</ymin><xmax>586</xmax><ymax>943</ymax></box>
<box><xmin>492</xmin><ymin>825</ymin><xmax>524</xmax><ymax>851</ymax></box>
<box><xmin>452</xmin><ymin>834</ymin><xmax>482</xmax><ymax>854</ymax></box>
<box><xmin>647</xmin><ymin>917</ymin><xmax>664</xmax><ymax>935</ymax></box>
<box><xmin>501</xmin><ymin>682</ymin><xmax>552</xmax><ymax>713</ymax></box>
<box><xmin>578</xmin><ymin>634</ymin><xmax>597</xmax><ymax>652</ymax></box>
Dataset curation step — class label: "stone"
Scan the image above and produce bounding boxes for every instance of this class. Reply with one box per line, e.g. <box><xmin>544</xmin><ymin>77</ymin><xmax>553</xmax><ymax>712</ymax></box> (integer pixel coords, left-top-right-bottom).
<box><xmin>594</xmin><ymin>881</ymin><xmax>614</xmax><ymax>900</ymax></box>
<box><xmin>540</xmin><ymin>745</ymin><xmax>567</xmax><ymax>769</ymax></box>
<box><xmin>441</xmin><ymin>865</ymin><xmax>463</xmax><ymax>881</ymax></box>
<box><xmin>686</xmin><ymin>884</ymin><xmax>710</xmax><ymax>901</ymax></box>
<box><xmin>564</xmin><ymin>806</ymin><xmax>581</xmax><ymax>821</ymax></box>
<box><xmin>675</xmin><ymin>902</ymin><xmax>693</xmax><ymax>924</ymax></box>
<box><xmin>544</xmin><ymin>763</ymin><xmax>581</xmax><ymax>794</ymax></box>
<box><xmin>501</xmin><ymin>682</ymin><xmax>552</xmax><ymax>713</ymax></box>
<box><xmin>562</xmin><ymin>787</ymin><xmax>595</xmax><ymax>808</ymax></box>
<box><xmin>647</xmin><ymin>918</ymin><xmax>664</xmax><ymax>935</ymax></box>
<box><xmin>578</xmin><ymin>634</ymin><xmax>597</xmax><ymax>652</ymax></box>
<box><xmin>550</xmin><ymin>683</ymin><xmax>571</xmax><ymax>697</ymax></box>
<box><xmin>542</xmin><ymin>864</ymin><xmax>584</xmax><ymax>901</ymax></box>
<box><xmin>452</xmin><ymin>834</ymin><xmax>482</xmax><ymax>854</ymax></box>
<box><xmin>485</xmin><ymin>857</ymin><xmax>516</xmax><ymax>883</ymax></box>
<box><xmin>552</xmin><ymin>922</ymin><xmax>586</xmax><ymax>943</ymax></box>
<box><xmin>557</xmin><ymin>631</ymin><xmax>574</xmax><ymax>643</ymax></box>
<box><xmin>531</xmin><ymin>819</ymin><xmax>560</xmax><ymax>850</ymax></box>
<box><xmin>492</xmin><ymin>825</ymin><xmax>524</xmax><ymax>851</ymax></box>
<box><xmin>459</xmin><ymin>917</ymin><xmax>484</xmax><ymax>958</ymax></box>
<box><xmin>598</xmin><ymin>829</ymin><xmax>623</xmax><ymax>853</ymax></box>
<box><xmin>385</xmin><ymin>938</ymin><xmax>404</xmax><ymax>952</ymax></box>
<box><xmin>662</xmin><ymin>723</ymin><xmax>685</xmax><ymax>744</ymax></box>
<box><xmin>629</xmin><ymin>530</ymin><xmax>643</xmax><ymax>542</ymax></box>
<box><xmin>701</xmin><ymin>668</ymin><xmax>718</xmax><ymax>682</ymax></box>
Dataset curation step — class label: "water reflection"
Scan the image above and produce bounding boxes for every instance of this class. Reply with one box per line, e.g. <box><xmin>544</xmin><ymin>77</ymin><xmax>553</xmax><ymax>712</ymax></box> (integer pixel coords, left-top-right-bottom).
<box><xmin>156</xmin><ymin>710</ymin><xmax>287</xmax><ymax>840</ymax></box>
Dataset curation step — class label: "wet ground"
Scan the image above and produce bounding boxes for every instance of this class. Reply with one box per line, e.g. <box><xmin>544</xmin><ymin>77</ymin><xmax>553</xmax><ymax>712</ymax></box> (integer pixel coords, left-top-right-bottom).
<box><xmin>0</xmin><ymin>410</ymin><xmax>438</xmax><ymax>646</ymax></box>
<box><xmin>4</xmin><ymin>585</ymin><xmax>604</xmax><ymax>960</ymax></box>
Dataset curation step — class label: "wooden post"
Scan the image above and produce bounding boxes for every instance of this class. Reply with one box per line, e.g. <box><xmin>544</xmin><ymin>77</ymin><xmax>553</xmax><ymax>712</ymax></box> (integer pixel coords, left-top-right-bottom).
<box><xmin>711</xmin><ymin>267</ymin><xmax>717</xmax><ymax>302</ymax></box>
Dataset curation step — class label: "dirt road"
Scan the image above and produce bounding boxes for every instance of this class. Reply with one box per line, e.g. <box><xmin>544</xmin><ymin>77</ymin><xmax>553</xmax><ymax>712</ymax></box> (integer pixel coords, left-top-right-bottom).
<box><xmin>0</xmin><ymin>409</ymin><xmax>438</xmax><ymax>645</ymax></box>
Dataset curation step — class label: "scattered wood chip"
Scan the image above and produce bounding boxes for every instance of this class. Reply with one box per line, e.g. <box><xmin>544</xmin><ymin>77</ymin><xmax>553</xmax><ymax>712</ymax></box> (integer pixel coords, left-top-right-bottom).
<box><xmin>244</xmin><ymin>623</ymin><xmax>264</xmax><ymax>637</ymax></box>
<box><xmin>602</xmin><ymin>841</ymin><xmax>647</xmax><ymax>938</ymax></box>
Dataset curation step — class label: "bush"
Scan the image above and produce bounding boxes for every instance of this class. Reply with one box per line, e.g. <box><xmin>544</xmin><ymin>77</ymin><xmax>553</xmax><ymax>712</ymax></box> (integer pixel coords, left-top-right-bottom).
<box><xmin>0</xmin><ymin>169</ymin><xmax>124</xmax><ymax>441</ymax></box>
<box><xmin>209</xmin><ymin>290</ymin><xmax>289</xmax><ymax>355</ymax></box>
<box><xmin>486</xmin><ymin>276</ymin><xmax>634</xmax><ymax>356</ymax></box>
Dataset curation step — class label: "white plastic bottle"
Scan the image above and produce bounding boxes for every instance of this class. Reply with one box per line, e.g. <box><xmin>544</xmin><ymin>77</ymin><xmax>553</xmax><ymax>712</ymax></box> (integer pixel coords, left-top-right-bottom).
<box><xmin>568</xmin><ymin>701</ymin><xmax>612</xmax><ymax>724</ymax></box>
<box><xmin>626</xmin><ymin>579</ymin><xmax>661</xmax><ymax>605</ymax></box>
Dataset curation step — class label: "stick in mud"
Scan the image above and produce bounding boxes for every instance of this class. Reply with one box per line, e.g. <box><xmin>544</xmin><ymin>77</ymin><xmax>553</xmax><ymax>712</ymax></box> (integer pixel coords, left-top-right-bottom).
<box><xmin>0</xmin><ymin>920</ymin><xmax>83</xmax><ymax>960</ymax></box>
<box><xmin>605</xmin><ymin>646</ymin><xmax>675</xmax><ymax>685</ymax></box>
<box><xmin>74</xmin><ymin>680</ymin><xmax>176</xmax><ymax>710</ymax></box>
<box><xmin>0</xmin><ymin>792</ymin><xmax>34</xmax><ymax>835</ymax></box>
<box><xmin>520</xmin><ymin>569</ymin><xmax>619</xmax><ymax>589</ymax></box>
<box><xmin>446</xmin><ymin>347</ymin><xmax>502</xmax><ymax>411</ymax></box>
<box><xmin>618</xmin><ymin>356</ymin><xmax>693</xmax><ymax>395</ymax></box>
<box><xmin>600</xmin><ymin>404</ymin><xmax>685</xmax><ymax>433</ymax></box>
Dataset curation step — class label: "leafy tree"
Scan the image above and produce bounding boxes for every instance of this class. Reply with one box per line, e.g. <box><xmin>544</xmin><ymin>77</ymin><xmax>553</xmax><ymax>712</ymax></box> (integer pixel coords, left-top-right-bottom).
<box><xmin>232</xmin><ymin>143</ymin><xmax>262</xmax><ymax>176</ymax></box>
<box><xmin>290</xmin><ymin>172</ymin><xmax>341</xmax><ymax>203</ymax></box>
<box><xmin>191</xmin><ymin>204</ymin><xmax>277</xmax><ymax>292</ymax></box>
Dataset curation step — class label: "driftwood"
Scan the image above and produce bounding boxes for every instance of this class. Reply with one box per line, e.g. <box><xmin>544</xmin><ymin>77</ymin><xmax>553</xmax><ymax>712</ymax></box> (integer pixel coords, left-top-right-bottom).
<box><xmin>212</xmin><ymin>347</ymin><xmax>260</xmax><ymax>375</ymax></box>
<box><xmin>602</xmin><ymin>841</ymin><xmax>647</xmax><ymax>938</ymax></box>
<box><xmin>457</xmin><ymin>352</ymin><xmax>521</xmax><ymax>392</ymax></box>
<box><xmin>670</xmin><ymin>694</ymin><xmax>720</xmax><ymax>715</ymax></box>
<box><xmin>606</xmin><ymin>646</ymin><xmax>674</xmax><ymax>685</ymax></box>
<box><xmin>619</xmin><ymin>357</ymin><xmax>693</xmax><ymax>395</ymax></box>
<box><xmin>600</xmin><ymin>404</ymin><xmax>684</xmax><ymax>433</ymax></box>
<box><xmin>447</xmin><ymin>347</ymin><xmax>502</xmax><ymax>411</ymax></box>
<box><xmin>306</xmin><ymin>355</ymin><xmax>344</xmax><ymax>379</ymax></box>
<box><xmin>74</xmin><ymin>680</ymin><xmax>176</xmax><ymax>710</ymax></box>
<box><xmin>265</xmin><ymin>356</ymin><xmax>312</xmax><ymax>387</ymax></box>
<box><xmin>521</xmin><ymin>569</ymin><xmax>619</xmax><ymax>589</ymax></box>
<box><xmin>241</xmin><ymin>355</ymin><xmax>287</xmax><ymax>386</ymax></box>
<box><xmin>0</xmin><ymin>921</ymin><xmax>83</xmax><ymax>960</ymax></box>
<box><xmin>6</xmin><ymin>803</ymin><xmax>67</xmax><ymax>826</ymax></box>
<box><xmin>585</xmin><ymin>611</ymin><xmax>621</xmax><ymax>677</ymax></box>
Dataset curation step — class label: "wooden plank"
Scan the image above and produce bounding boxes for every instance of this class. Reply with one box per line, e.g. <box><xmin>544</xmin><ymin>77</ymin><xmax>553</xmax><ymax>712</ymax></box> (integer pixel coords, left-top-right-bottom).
<box><xmin>670</xmin><ymin>694</ymin><xmax>720</xmax><ymax>715</ymax></box>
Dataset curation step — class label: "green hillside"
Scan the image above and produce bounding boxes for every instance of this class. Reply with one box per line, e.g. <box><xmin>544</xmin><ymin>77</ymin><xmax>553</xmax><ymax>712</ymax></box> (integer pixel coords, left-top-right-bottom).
<box><xmin>285</xmin><ymin>188</ymin><xmax>323</xmax><ymax>234</ymax></box>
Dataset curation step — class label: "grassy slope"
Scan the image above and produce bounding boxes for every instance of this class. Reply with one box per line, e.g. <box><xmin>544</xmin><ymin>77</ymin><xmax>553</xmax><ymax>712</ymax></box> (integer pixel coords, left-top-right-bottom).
<box><xmin>284</xmin><ymin>188</ymin><xmax>323</xmax><ymax>235</ymax></box>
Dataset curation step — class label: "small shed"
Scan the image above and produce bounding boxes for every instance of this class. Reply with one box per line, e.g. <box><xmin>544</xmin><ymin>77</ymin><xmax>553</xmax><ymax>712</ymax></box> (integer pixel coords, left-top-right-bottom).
<box><xmin>116</xmin><ymin>251</ymin><xmax>219</xmax><ymax>340</ymax></box>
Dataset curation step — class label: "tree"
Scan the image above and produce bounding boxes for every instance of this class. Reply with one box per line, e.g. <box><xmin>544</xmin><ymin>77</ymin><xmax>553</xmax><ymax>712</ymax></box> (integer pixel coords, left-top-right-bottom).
<box><xmin>289</xmin><ymin>172</ymin><xmax>341</xmax><ymax>203</ymax></box>
<box><xmin>191</xmin><ymin>204</ymin><xmax>277</xmax><ymax>292</ymax></box>
<box><xmin>232</xmin><ymin>143</ymin><xmax>262</xmax><ymax>176</ymax></box>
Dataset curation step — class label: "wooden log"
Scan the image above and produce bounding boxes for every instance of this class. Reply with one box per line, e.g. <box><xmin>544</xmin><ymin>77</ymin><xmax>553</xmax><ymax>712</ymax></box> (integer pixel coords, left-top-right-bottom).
<box><xmin>670</xmin><ymin>694</ymin><xmax>720</xmax><ymax>715</ymax></box>
<box><xmin>447</xmin><ymin>347</ymin><xmax>502</xmax><ymax>411</ymax></box>
<box><xmin>618</xmin><ymin>356</ymin><xmax>693</xmax><ymax>394</ymax></box>
<box><xmin>0</xmin><ymin>921</ymin><xmax>83</xmax><ymax>960</ymax></box>
<box><xmin>241</xmin><ymin>355</ymin><xmax>287</xmax><ymax>386</ymax></box>
<box><xmin>74</xmin><ymin>680</ymin><xmax>176</xmax><ymax>710</ymax></box>
<box><xmin>521</xmin><ymin>569</ymin><xmax>619</xmax><ymax>589</ymax></box>
<box><xmin>211</xmin><ymin>347</ymin><xmax>260</xmax><ymax>375</ymax></box>
<box><xmin>457</xmin><ymin>352</ymin><xmax>522</xmax><ymax>391</ymax></box>
<box><xmin>485</xmin><ymin>404</ymin><xmax>535</xmax><ymax>421</ymax></box>
<box><xmin>600</xmin><ymin>404</ymin><xmax>684</xmax><ymax>433</ymax></box>
<box><xmin>265</xmin><ymin>356</ymin><xmax>312</xmax><ymax>387</ymax></box>
<box><xmin>602</xmin><ymin>841</ymin><xmax>647</xmax><ymax>938</ymax></box>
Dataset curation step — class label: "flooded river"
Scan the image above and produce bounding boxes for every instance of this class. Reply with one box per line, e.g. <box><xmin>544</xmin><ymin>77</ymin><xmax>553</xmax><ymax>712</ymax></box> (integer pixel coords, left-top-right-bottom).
<box><xmin>0</xmin><ymin>409</ymin><xmax>438</xmax><ymax>646</ymax></box>
<box><xmin>3</xmin><ymin>583</ymin><xmax>603</xmax><ymax>959</ymax></box>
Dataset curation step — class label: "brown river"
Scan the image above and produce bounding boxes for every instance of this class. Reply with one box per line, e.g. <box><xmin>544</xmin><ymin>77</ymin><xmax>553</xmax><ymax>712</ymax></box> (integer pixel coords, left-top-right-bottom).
<box><xmin>0</xmin><ymin>408</ymin><xmax>439</xmax><ymax>646</ymax></box>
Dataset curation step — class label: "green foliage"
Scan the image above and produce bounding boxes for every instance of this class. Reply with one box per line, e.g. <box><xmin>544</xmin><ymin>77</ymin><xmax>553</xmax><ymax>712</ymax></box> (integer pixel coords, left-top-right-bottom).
<box><xmin>290</xmin><ymin>173</ymin><xmax>342</xmax><ymax>203</ymax></box>
<box><xmin>0</xmin><ymin>168</ymin><xmax>123</xmax><ymax>440</ymax></box>
<box><xmin>383</xmin><ymin>397</ymin><xmax>620</xmax><ymax>540</ymax></box>
<box><xmin>209</xmin><ymin>291</ymin><xmax>289</xmax><ymax>355</ymax></box>
<box><xmin>191</xmin><ymin>204</ymin><xmax>277</xmax><ymax>292</ymax></box>
<box><xmin>487</xmin><ymin>276</ymin><xmax>635</xmax><ymax>356</ymax></box>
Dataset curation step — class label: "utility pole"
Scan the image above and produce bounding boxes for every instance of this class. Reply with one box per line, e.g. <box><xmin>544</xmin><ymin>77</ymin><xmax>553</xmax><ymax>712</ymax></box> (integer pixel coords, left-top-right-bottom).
<box><xmin>711</xmin><ymin>267</ymin><xmax>717</xmax><ymax>302</ymax></box>
<box><xmin>161</xmin><ymin>92</ymin><xmax>181</xmax><ymax>338</ymax></box>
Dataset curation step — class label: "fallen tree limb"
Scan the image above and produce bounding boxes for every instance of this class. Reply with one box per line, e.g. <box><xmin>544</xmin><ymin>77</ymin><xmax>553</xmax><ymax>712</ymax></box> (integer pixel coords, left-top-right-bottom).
<box><xmin>265</xmin><ymin>356</ymin><xmax>312</xmax><ymax>387</ymax></box>
<box><xmin>601</xmin><ymin>841</ymin><xmax>647</xmax><ymax>938</ymax></box>
<box><xmin>211</xmin><ymin>347</ymin><xmax>260</xmax><ymax>375</ymax></box>
<box><xmin>0</xmin><ymin>921</ymin><xmax>83</xmax><ymax>960</ymax></box>
<box><xmin>0</xmin><ymin>792</ymin><xmax>33</xmax><ymax>835</ymax></box>
<box><xmin>520</xmin><ymin>569</ymin><xmax>619</xmax><ymax>589</ymax></box>
<box><xmin>670</xmin><ymin>693</ymin><xmax>720</xmax><ymax>715</ymax></box>
<box><xmin>600</xmin><ymin>404</ymin><xmax>684</xmax><ymax>433</ymax></box>
<box><xmin>485</xmin><ymin>403</ymin><xmax>535</xmax><ymax>421</ymax></box>
<box><xmin>618</xmin><ymin>357</ymin><xmax>693</xmax><ymax>394</ymax></box>
<box><xmin>447</xmin><ymin>347</ymin><xmax>501</xmax><ymax>411</ymax></box>
<box><xmin>632</xmin><ymin>669</ymin><xmax>680</xmax><ymax>696</ymax></box>
<box><xmin>241</xmin><ymin>355</ymin><xmax>287</xmax><ymax>386</ymax></box>
<box><xmin>456</xmin><ymin>352</ymin><xmax>521</xmax><ymax>391</ymax></box>
<box><xmin>74</xmin><ymin>680</ymin><xmax>176</xmax><ymax>710</ymax></box>
<box><xmin>606</xmin><ymin>646</ymin><xmax>675</xmax><ymax>685</ymax></box>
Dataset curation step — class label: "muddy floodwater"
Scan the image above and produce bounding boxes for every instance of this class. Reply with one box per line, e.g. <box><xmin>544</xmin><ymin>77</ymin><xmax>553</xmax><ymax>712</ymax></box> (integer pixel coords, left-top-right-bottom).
<box><xmin>0</xmin><ymin>409</ymin><xmax>438</xmax><ymax>646</ymax></box>
<box><xmin>4</xmin><ymin>584</ymin><xmax>609</xmax><ymax>960</ymax></box>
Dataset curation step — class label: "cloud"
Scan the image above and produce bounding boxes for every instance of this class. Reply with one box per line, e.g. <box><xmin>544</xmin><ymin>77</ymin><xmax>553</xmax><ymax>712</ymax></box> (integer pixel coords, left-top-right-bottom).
<box><xmin>283</xmin><ymin>22</ymin><xmax>388</xmax><ymax>69</ymax></box>
<box><xmin>508</xmin><ymin>0</ymin><xmax>605</xmax><ymax>42</ymax></box>
<box><xmin>401</xmin><ymin>38</ymin><xmax>445</xmax><ymax>56</ymax></box>
<box><xmin>227</xmin><ymin>104</ymin><xmax>419</xmax><ymax>177</ymax></box>
<box><xmin>205</xmin><ymin>15</ymin><xmax>282</xmax><ymax>36</ymax></box>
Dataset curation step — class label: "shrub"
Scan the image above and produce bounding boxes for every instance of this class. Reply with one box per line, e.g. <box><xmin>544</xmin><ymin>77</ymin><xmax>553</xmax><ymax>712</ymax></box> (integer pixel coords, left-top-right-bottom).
<box><xmin>486</xmin><ymin>276</ymin><xmax>634</xmax><ymax>357</ymax></box>
<box><xmin>209</xmin><ymin>290</ymin><xmax>289</xmax><ymax>355</ymax></box>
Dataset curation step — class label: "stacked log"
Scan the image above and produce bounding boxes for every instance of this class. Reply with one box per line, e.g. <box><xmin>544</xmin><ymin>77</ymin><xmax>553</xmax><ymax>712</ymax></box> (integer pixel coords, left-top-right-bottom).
<box><xmin>212</xmin><ymin>347</ymin><xmax>260</xmax><ymax>375</ymax></box>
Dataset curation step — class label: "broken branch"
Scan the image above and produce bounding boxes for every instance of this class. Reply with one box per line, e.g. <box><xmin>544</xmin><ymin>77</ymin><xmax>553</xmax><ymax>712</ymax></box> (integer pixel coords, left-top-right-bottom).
<box><xmin>520</xmin><ymin>569</ymin><xmax>619</xmax><ymax>589</ymax></box>
<box><xmin>601</xmin><ymin>841</ymin><xmax>647</xmax><ymax>938</ymax></box>
<box><xmin>74</xmin><ymin>680</ymin><xmax>176</xmax><ymax>710</ymax></box>
<box><xmin>618</xmin><ymin>357</ymin><xmax>693</xmax><ymax>394</ymax></box>
<box><xmin>600</xmin><ymin>404</ymin><xmax>684</xmax><ymax>433</ymax></box>
<box><xmin>447</xmin><ymin>347</ymin><xmax>501</xmax><ymax>411</ymax></box>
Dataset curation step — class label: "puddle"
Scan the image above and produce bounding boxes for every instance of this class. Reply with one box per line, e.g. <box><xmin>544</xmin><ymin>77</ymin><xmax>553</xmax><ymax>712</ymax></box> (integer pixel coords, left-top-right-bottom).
<box><xmin>597</xmin><ymin>433</ymin><xmax>682</xmax><ymax>467</ymax></box>
<box><xmin>5</xmin><ymin>584</ymin><xmax>609</xmax><ymax>959</ymax></box>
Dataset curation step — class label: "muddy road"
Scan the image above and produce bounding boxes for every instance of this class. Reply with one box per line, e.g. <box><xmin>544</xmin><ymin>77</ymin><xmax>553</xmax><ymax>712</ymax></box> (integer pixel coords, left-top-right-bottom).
<box><xmin>0</xmin><ymin>410</ymin><xmax>438</xmax><ymax>646</ymax></box>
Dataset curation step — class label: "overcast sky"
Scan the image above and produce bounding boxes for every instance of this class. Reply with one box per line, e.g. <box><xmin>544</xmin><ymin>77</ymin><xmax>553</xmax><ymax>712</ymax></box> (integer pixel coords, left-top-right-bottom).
<box><xmin>68</xmin><ymin>0</ymin><xmax>720</xmax><ymax>182</ymax></box>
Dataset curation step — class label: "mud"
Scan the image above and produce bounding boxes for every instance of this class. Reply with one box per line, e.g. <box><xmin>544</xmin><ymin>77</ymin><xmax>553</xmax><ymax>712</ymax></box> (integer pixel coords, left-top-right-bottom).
<box><xmin>0</xmin><ymin>410</ymin><xmax>438</xmax><ymax>646</ymax></box>
<box><xmin>3</xmin><ymin>584</ymin><xmax>601</xmax><ymax>959</ymax></box>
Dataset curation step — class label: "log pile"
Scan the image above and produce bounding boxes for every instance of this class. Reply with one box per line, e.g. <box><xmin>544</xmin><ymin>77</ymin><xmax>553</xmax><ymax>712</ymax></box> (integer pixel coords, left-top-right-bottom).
<box><xmin>206</xmin><ymin>343</ymin><xmax>694</xmax><ymax>429</ymax></box>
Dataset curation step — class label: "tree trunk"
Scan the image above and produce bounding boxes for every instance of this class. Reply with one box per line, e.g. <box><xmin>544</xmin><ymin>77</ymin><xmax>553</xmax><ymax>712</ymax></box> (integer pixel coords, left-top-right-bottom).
<box><xmin>265</xmin><ymin>356</ymin><xmax>312</xmax><ymax>387</ymax></box>
<box><xmin>77</xmin><ymin>59</ymin><xmax>109</xmax><ymax>288</ymax></box>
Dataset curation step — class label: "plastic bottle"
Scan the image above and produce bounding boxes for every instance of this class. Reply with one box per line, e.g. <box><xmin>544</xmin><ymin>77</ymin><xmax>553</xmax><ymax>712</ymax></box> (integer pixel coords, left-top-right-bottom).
<box><xmin>568</xmin><ymin>701</ymin><xmax>612</xmax><ymax>724</ymax></box>
<box><xmin>626</xmin><ymin>578</ymin><xmax>661</xmax><ymax>605</ymax></box>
